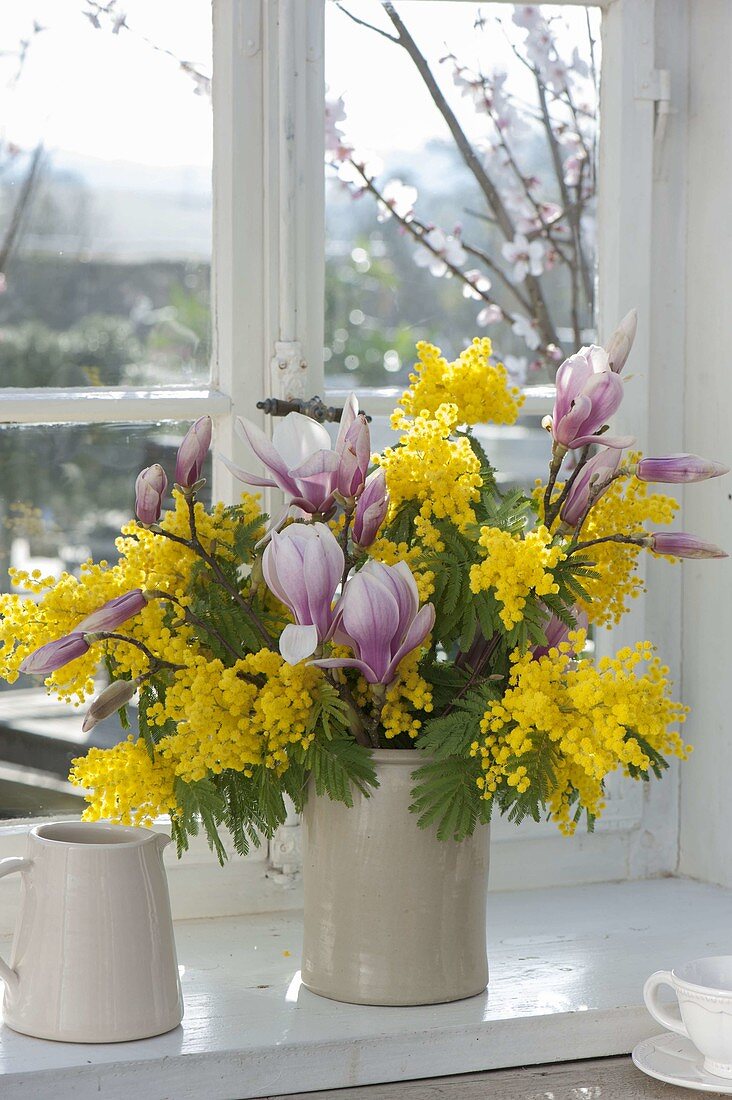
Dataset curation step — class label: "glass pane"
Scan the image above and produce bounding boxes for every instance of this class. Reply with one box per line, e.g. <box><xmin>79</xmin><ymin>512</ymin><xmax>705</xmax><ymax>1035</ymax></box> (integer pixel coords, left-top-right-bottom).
<box><xmin>0</xmin><ymin>2</ymin><xmax>212</xmax><ymax>386</ymax></box>
<box><xmin>0</xmin><ymin>421</ymin><xmax>211</xmax><ymax>819</ymax></box>
<box><xmin>325</xmin><ymin>1</ymin><xmax>600</xmax><ymax>391</ymax></box>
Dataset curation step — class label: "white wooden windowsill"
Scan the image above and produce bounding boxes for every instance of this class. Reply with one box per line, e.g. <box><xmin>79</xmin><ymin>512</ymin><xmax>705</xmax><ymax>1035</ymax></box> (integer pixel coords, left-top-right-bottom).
<box><xmin>0</xmin><ymin>877</ymin><xmax>724</xmax><ymax>1099</ymax></box>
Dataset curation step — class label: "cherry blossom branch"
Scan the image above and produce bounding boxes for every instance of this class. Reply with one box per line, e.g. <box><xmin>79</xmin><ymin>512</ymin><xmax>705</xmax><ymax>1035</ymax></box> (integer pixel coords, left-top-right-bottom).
<box><xmin>349</xmin><ymin>159</ymin><xmax>521</xmax><ymax>326</ymax></box>
<box><xmin>380</xmin><ymin>2</ymin><xmax>560</xmax><ymax>352</ymax></box>
<box><xmin>334</xmin><ymin>3</ymin><xmax>399</xmax><ymax>44</ymax></box>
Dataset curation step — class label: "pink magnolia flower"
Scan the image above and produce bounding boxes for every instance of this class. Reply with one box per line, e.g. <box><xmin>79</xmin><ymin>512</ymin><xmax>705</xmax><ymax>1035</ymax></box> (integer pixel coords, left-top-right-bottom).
<box><xmin>312</xmin><ymin>560</ymin><xmax>435</xmax><ymax>685</ymax></box>
<box><xmin>502</xmin><ymin>233</ymin><xmax>545</xmax><ymax>282</ymax></box>
<box><xmin>222</xmin><ymin>395</ymin><xmax>361</xmax><ymax>517</ymax></box>
<box><xmin>352</xmin><ymin>469</ymin><xmax>388</xmax><ymax>549</ymax></box>
<box><xmin>559</xmin><ymin>448</ymin><xmax>623</xmax><ymax>528</ymax></box>
<box><xmin>547</xmin><ymin>345</ymin><xmax>633</xmax><ymax>451</ymax></box>
<box><xmin>19</xmin><ymin>633</ymin><xmax>89</xmax><ymax>676</ymax></box>
<box><xmin>263</xmin><ymin>522</ymin><xmax>344</xmax><ymax>664</ymax></box>
<box><xmin>175</xmin><ymin>416</ymin><xmax>212</xmax><ymax>489</ymax></box>
<box><xmin>76</xmin><ymin>590</ymin><xmax>147</xmax><ymax>633</ymax></box>
<box><xmin>651</xmin><ymin>533</ymin><xmax>728</xmax><ymax>559</ymax></box>
<box><xmin>135</xmin><ymin>464</ymin><xmax>167</xmax><ymax>525</ymax></box>
<box><xmin>635</xmin><ymin>454</ymin><xmax>729</xmax><ymax>484</ymax></box>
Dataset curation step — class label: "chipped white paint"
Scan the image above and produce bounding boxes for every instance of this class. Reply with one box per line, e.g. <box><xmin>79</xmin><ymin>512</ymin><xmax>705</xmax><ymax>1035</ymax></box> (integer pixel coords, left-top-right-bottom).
<box><xmin>0</xmin><ymin>878</ymin><xmax>730</xmax><ymax>1100</ymax></box>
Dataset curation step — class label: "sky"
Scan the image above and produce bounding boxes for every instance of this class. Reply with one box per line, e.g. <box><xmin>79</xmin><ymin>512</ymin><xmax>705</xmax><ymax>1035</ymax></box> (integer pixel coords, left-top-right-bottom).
<box><xmin>0</xmin><ymin>2</ymin><xmax>599</xmax><ymax>171</ymax></box>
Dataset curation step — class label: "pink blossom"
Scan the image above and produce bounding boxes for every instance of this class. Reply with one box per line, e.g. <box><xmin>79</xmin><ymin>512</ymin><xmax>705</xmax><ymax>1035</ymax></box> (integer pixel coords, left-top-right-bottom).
<box><xmin>377</xmin><ymin>179</ymin><xmax>417</xmax><ymax>222</ymax></box>
<box><xmin>477</xmin><ymin>303</ymin><xmax>503</xmax><ymax>327</ymax></box>
<box><xmin>502</xmin><ymin>234</ymin><xmax>545</xmax><ymax>282</ymax></box>
<box><xmin>512</xmin><ymin>314</ymin><xmax>541</xmax><ymax>351</ymax></box>
<box><xmin>413</xmin><ymin>226</ymin><xmax>466</xmax><ymax>277</ymax></box>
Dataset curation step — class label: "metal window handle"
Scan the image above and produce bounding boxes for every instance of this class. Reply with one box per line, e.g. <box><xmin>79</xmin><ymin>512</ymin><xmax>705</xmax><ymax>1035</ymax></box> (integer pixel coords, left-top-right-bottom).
<box><xmin>0</xmin><ymin>857</ymin><xmax>30</xmax><ymax>994</ymax></box>
<box><xmin>257</xmin><ymin>396</ymin><xmax>372</xmax><ymax>423</ymax></box>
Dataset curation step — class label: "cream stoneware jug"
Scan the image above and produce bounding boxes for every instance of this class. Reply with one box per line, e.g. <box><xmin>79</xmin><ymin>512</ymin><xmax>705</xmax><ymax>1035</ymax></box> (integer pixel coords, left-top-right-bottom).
<box><xmin>301</xmin><ymin>749</ymin><xmax>491</xmax><ymax>1006</ymax></box>
<box><xmin>0</xmin><ymin>820</ymin><xmax>183</xmax><ymax>1043</ymax></box>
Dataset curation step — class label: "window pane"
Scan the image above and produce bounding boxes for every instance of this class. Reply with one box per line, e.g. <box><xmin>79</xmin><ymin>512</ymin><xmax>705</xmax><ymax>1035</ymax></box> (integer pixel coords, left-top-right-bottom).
<box><xmin>0</xmin><ymin>2</ymin><xmax>212</xmax><ymax>387</ymax></box>
<box><xmin>0</xmin><ymin>421</ymin><xmax>211</xmax><ymax>819</ymax></box>
<box><xmin>324</xmin><ymin>1</ymin><xmax>600</xmax><ymax>392</ymax></box>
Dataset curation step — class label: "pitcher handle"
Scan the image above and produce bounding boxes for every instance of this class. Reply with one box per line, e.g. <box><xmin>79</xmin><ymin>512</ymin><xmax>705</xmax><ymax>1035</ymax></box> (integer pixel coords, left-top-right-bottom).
<box><xmin>0</xmin><ymin>858</ymin><xmax>30</xmax><ymax>993</ymax></box>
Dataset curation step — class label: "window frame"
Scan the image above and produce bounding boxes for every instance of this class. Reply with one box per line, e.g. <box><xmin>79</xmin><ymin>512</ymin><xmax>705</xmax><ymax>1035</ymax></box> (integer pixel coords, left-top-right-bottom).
<box><xmin>0</xmin><ymin>0</ymin><xmax>684</xmax><ymax>923</ymax></box>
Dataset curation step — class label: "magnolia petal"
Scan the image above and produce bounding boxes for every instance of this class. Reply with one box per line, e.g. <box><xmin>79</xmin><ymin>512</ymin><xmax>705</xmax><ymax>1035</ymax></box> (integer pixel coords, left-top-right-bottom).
<box><xmin>303</xmin><ymin>530</ymin><xmax>343</xmax><ymax>637</ymax></box>
<box><xmin>264</xmin><ymin>532</ymin><xmax>311</xmax><ymax>622</ymax></box>
<box><xmin>341</xmin><ymin>570</ymin><xmax>400</xmax><ymax>682</ymax></box>
<box><xmin>383</xmin><ymin>602</ymin><xmax>436</xmax><ymax>684</ymax></box>
<box><xmin>553</xmin><ymin>352</ymin><xmax>594</xmax><ymax>422</ymax></box>
<box><xmin>273</xmin><ymin>412</ymin><xmax>331</xmax><ymax>469</ymax></box>
<box><xmin>334</xmin><ymin>392</ymin><xmax>359</xmax><ymax>454</ymax></box>
<box><xmin>308</xmin><ymin>656</ymin><xmax>377</xmax><ymax>681</ymax></box>
<box><xmin>569</xmin><ymin>433</ymin><xmax>636</xmax><ymax>450</ymax></box>
<box><xmin>554</xmin><ymin>393</ymin><xmax>593</xmax><ymax>446</ymax></box>
<box><xmin>280</xmin><ymin>623</ymin><xmax>320</xmax><ymax>665</ymax></box>
<box><xmin>217</xmin><ymin>453</ymin><xmax>280</xmax><ymax>489</ymax></box>
<box><xmin>235</xmin><ymin>416</ymin><xmax>294</xmax><ymax>487</ymax></box>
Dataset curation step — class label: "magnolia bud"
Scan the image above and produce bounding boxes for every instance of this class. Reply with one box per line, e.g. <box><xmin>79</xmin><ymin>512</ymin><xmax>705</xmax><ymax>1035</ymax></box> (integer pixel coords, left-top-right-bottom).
<box><xmin>606</xmin><ymin>308</ymin><xmax>637</xmax><ymax>374</ymax></box>
<box><xmin>82</xmin><ymin>679</ymin><xmax>139</xmax><ymax>733</ymax></box>
<box><xmin>175</xmin><ymin>416</ymin><xmax>212</xmax><ymax>490</ymax></box>
<box><xmin>651</xmin><ymin>532</ymin><xmax>728</xmax><ymax>559</ymax></box>
<box><xmin>135</xmin><ymin>464</ymin><xmax>168</xmax><ymax>525</ymax></box>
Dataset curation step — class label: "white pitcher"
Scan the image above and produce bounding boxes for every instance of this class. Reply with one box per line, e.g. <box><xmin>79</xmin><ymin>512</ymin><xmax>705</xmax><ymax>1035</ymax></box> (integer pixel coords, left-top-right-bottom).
<box><xmin>0</xmin><ymin>820</ymin><xmax>183</xmax><ymax>1042</ymax></box>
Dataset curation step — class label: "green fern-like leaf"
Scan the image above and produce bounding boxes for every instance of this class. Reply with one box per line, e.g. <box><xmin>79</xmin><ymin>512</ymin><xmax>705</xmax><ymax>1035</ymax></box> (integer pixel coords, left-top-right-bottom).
<box><xmin>410</xmin><ymin>756</ymin><xmax>485</xmax><ymax>841</ymax></box>
<box><xmin>304</xmin><ymin>737</ymin><xmax>378</xmax><ymax>807</ymax></box>
<box><xmin>417</xmin><ymin>684</ymin><xmax>497</xmax><ymax>758</ymax></box>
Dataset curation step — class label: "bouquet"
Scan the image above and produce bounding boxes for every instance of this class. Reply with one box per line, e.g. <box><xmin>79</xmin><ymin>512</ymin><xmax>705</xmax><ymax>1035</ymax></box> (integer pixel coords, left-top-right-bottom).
<box><xmin>2</xmin><ymin>313</ymin><xmax>727</xmax><ymax>857</ymax></box>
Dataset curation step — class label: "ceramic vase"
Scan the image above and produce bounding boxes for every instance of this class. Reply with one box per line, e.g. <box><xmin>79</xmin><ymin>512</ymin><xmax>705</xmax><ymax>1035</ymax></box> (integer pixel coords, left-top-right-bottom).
<box><xmin>301</xmin><ymin>749</ymin><xmax>490</xmax><ymax>1006</ymax></box>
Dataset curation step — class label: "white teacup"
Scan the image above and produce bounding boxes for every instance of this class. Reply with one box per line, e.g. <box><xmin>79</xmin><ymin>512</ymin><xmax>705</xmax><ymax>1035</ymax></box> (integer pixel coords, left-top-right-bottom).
<box><xmin>645</xmin><ymin>957</ymin><xmax>732</xmax><ymax>1078</ymax></box>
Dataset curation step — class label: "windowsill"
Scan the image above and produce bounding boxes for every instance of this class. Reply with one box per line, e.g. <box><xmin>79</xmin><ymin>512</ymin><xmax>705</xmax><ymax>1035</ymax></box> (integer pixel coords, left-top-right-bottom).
<box><xmin>0</xmin><ymin>876</ymin><xmax>722</xmax><ymax>1100</ymax></box>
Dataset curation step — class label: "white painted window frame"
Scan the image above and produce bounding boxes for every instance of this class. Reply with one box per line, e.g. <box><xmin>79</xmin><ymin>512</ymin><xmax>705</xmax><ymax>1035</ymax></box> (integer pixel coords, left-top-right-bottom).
<box><xmin>0</xmin><ymin>0</ymin><xmax>684</xmax><ymax>924</ymax></box>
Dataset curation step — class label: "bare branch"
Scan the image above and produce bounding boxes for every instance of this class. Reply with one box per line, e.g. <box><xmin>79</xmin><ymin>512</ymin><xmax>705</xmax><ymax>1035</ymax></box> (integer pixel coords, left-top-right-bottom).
<box><xmin>335</xmin><ymin>3</ymin><xmax>400</xmax><ymax>43</ymax></box>
<box><xmin>0</xmin><ymin>144</ymin><xmax>44</xmax><ymax>274</ymax></box>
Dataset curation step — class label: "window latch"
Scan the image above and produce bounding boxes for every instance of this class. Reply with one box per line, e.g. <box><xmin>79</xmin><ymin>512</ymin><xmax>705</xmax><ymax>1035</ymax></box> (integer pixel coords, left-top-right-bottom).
<box><xmin>257</xmin><ymin>395</ymin><xmax>372</xmax><ymax>424</ymax></box>
<box><xmin>636</xmin><ymin>68</ymin><xmax>672</xmax><ymax>171</ymax></box>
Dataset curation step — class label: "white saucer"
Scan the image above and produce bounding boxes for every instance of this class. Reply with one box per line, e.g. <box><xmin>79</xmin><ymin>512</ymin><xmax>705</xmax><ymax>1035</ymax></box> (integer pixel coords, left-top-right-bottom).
<box><xmin>633</xmin><ymin>1032</ymin><xmax>732</xmax><ymax>1093</ymax></box>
